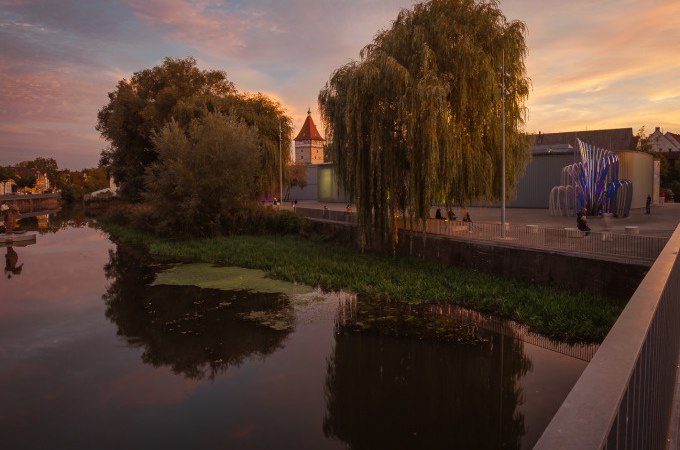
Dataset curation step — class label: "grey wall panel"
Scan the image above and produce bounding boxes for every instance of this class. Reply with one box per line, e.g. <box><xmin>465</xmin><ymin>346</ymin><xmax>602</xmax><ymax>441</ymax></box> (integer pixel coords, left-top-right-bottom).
<box><xmin>509</xmin><ymin>154</ymin><xmax>574</xmax><ymax>208</ymax></box>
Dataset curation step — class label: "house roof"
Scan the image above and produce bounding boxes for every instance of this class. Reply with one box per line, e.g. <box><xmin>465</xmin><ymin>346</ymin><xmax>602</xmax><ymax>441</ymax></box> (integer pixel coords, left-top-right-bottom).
<box><xmin>667</xmin><ymin>132</ymin><xmax>680</xmax><ymax>146</ymax></box>
<box><xmin>530</xmin><ymin>128</ymin><xmax>636</xmax><ymax>152</ymax></box>
<box><xmin>294</xmin><ymin>110</ymin><xmax>324</xmax><ymax>142</ymax></box>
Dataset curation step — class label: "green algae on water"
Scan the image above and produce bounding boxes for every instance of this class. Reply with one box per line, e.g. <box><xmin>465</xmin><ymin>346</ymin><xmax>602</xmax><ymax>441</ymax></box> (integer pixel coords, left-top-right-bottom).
<box><xmin>152</xmin><ymin>263</ymin><xmax>314</xmax><ymax>296</ymax></box>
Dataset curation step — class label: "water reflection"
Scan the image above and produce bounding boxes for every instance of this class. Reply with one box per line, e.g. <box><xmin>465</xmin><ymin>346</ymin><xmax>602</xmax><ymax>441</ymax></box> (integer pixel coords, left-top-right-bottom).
<box><xmin>102</xmin><ymin>244</ymin><xmax>294</xmax><ymax>380</ymax></box>
<box><xmin>17</xmin><ymin>206</ymin><xmax>88</xmax><ymax>234</ymax></box>
<box><xmin>4</xmin><ymin>246</ymin><xmax>24</xmax><ymax>277</ymax></box>
<box><xmin>0</xmin><ymin>211</ymin><xmax>590</xmax><ymax>450</ymax></box>
<box><xmin>324</xmin><ymin>299</ymin><xmax>532</xmax><ymax>450</ymax></box>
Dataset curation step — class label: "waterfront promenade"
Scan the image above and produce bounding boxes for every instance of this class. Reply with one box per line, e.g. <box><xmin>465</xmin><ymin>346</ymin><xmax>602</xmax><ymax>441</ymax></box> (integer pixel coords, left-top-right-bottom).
<box><xmin>295</xmin><ymin>200</ymin><xmax>680</xmax><ymax>238</ymax></box>
<box><xmin>291</xmin><ymin>201</ymin><xmax>679</xmax><ymax>265</ymax></box>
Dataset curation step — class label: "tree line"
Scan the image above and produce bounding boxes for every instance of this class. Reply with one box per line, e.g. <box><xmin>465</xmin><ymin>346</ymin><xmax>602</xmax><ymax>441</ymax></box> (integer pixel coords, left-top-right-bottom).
<box><xmin>98</xmin><ymin>0</ymin><xmax>531</xmax><ymax>243</ymax></box>
<box><xmin>0</xmin><ymin>157</ymin><xmax>109</xmax><ymax>201</ymax></box>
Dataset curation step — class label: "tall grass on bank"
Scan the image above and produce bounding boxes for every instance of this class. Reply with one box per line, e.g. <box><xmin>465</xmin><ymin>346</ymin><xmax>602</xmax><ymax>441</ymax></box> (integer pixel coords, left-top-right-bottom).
<box><xmin>100</xmin><ymin>222</ymin><xmax>625</xmax><ymax>342</ymax></box>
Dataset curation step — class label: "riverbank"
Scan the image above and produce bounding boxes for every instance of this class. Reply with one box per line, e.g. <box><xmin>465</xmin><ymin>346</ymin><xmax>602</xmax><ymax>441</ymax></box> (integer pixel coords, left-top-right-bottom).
<box><xmin>100</xmin><ymin>222</ymin><xmax>625</xmax><ymax>342</ymax></box>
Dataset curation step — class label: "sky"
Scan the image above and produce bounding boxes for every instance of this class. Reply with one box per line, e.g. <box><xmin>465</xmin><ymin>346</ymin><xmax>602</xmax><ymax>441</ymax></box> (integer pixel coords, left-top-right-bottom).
<box><xmin>1</xmin><ymin>0</ymin><xmax>679</xmax><ymax>169</ymax></box>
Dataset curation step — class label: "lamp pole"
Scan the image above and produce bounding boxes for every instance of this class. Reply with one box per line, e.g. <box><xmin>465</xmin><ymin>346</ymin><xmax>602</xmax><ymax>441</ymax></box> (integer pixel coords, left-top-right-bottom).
<box><xmin>279</xmin><ymin>120</ymin><xmax>283</xmax><ymax>204</ymax></box>
<box><xmin>501</xmin><ymin>49</ymin><xmax>506</xmax><ymax>238</ymax></box>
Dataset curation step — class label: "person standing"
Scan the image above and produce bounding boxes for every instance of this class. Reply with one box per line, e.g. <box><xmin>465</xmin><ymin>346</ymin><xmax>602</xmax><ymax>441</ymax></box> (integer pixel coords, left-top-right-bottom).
<box><xmin>646</xmin><ymin>194</ymin><xmax>651</xmax><ymax>214</ymax></box>
<box><xmin>577</xmin><ymin>207</ymin><xmax>591</xmax><ymax>236</ymax></box>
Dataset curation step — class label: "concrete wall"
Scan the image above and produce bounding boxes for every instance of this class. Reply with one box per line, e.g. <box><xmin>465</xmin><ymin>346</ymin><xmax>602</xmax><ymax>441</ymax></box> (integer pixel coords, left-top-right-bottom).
<box><xmin>289</xmin><ymin>164</ymin><xmax>318</xmax><ymax>201</ymax></box>
<box><xmin>617</xmin><ymin>151</ymin><xmax>655</xmax><ymax>208</ymax></box>
<box><xmin>317</xmin><ymin>163</ymin><xmax>349</xmax><ymax>203</ymax></box>
<box><xmin>510</xmin><ymin>153</ymin><xmax>575</xmax><ymax>208</ymax></box>
<box><xmin>312</xmin><ymin>220</ymin><xmax>646</xmax><ymax>300</ymax></box>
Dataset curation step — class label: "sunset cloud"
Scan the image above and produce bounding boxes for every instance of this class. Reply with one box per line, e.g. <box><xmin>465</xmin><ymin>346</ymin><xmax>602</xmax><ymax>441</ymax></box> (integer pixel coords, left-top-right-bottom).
<box><xmin>1</xmin><ymin>0</ymin><xmax>679</xmax><ymax>168</ymax></box>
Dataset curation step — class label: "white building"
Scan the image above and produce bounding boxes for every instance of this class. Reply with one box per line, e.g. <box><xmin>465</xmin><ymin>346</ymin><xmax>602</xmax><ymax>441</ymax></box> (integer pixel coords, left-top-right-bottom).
<box><xmin>648</xmin><ymin>127</ymin><xmax>680</xmax><ymax>153</ymax></box>
<box><xmin>0</xmin><ymin>179</ymin><xmax>15</xmax><ymax>195</ymax></box>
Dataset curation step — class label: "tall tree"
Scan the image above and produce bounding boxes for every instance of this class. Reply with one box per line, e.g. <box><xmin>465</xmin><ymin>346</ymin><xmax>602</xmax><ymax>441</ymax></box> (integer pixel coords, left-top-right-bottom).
<box><xmin>319</xmin><ymin>0</ymin><xmax>531</xmax><ymax>249</ymax></box>
<box><xmin>17</xmin><ymin>157</ymin><xmax>59</xmax><ymax>183</ymax></box>
<box><xmin>636</xmin><ymin>125</ymin><xmax>652</xmax><ymax>152</ymax></box>
<box><xmin>97</xmin><ymin>57</ymin><xmax>292</xmax><ymax>200</ymax></box>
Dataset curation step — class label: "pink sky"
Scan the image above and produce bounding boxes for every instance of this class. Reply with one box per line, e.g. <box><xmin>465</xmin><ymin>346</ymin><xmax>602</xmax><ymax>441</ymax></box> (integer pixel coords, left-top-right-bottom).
<box><xmin>1</xmin><ymin>0</ymin><xmax>679</xmax><ymax>169</ymax></box>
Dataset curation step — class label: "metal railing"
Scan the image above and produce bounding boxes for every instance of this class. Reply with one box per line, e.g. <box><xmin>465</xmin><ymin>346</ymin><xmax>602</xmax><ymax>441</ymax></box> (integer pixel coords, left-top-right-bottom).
<box><xmin>293</xmin><ymin>207</ymin><xmax>667</xmax><ymax>264</ymax></box>
<box><xmin>533</xmin><ymin>224</ymin><xmax>680</xmax><ymax>449</ymax></box>
<box><xmin>411</xmin><ymin>218</ymin><xmax>667</xmax><ymax>264</ymax></box>
<box><xmin>293</xmin><ymin>206</ymin><xmax>358</xmax><ymax>225</ymax></box>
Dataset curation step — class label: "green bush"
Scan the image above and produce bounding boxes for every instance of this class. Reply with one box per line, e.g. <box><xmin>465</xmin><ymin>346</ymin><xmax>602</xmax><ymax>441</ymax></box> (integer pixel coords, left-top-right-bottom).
<box><xmin>100</xmin><ymin>203</ymin><xmax>155</xmax><ymax>232</ymax></box>
<box><xmin>219</xmin><ymin>206</ymin><xmax>310</xmax><ymax>236</ymax></box>
<box><xmin>103</xmin><ymin>202</ymin><xmax>309</xmax><ymax>237</ymax></box>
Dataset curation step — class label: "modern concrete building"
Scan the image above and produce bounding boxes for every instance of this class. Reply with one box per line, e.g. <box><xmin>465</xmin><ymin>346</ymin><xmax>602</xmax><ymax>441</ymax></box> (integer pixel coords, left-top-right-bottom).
<box><xmin>509</xmin><ymin>144</ymin><xmax>575</xmax><ymax>208</ymax></box>
<box><xmin>510</xmin><ymin>128</ymin><xmax>657</xmax><ymax>208</ymax></box>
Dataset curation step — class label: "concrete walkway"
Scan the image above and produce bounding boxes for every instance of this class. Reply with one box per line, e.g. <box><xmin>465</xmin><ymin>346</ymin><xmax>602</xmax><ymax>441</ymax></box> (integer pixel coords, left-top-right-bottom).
<box><xmin>294</xmin><ymin>200</ymin><xmax>680</xmax><ymax>238</ymax></box>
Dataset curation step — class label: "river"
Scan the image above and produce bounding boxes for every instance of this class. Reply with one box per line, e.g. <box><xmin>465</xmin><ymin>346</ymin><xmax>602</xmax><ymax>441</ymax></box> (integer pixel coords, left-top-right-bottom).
<box><xmin>0</xmin><ymin>211</ymin><xmax>589</xmax><ymax>449</ymax></box>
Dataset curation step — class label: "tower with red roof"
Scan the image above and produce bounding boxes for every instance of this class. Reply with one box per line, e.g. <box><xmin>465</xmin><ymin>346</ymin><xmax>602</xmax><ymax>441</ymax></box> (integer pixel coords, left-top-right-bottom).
<box><xmin>294</xmin><ymin>109</ymin><xmax>325</xmax><ymax>164</ymax></box>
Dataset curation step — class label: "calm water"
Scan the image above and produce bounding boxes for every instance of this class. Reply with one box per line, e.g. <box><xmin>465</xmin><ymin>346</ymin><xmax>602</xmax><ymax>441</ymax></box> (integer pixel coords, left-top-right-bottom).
<box><xmin>0</xmin><ymin>213</ymin><xmax>588</xmax><ymax>449</ymax></box>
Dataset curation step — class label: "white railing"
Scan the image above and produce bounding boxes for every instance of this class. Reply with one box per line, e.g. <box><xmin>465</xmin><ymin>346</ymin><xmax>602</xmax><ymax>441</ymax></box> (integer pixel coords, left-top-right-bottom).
<box><xmin>533</xmin><ymin>223</ymin><xmax>680</xmax><ymax>449</ymax></box>
<box><xmin>294</xmin><ymin>207</ymin><xmax>667</xmax><ymax>264</ymax></box>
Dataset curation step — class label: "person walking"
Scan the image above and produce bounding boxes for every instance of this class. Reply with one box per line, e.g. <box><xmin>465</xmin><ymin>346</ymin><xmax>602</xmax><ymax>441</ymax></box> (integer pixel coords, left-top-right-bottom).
<box><xmin>646</xmin><ymin>194</ymin><xmax>651</xmax><ymax>214</ymax></box>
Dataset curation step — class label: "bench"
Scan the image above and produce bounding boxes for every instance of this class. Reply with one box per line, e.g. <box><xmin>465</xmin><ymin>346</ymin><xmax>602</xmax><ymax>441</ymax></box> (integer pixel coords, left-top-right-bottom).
<box><xmin>526</xmin><ymin>224</ymin><xmax>539</xmax><ymax>234</ymax></box>
<box><xmin>625</xmin><ymin>226</ymin><xmax>639</xmax><ymax>235</ymax></box>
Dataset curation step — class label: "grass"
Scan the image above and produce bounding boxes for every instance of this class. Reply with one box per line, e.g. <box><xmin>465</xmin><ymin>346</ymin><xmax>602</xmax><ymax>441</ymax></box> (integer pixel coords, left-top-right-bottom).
<box><xmin>100</xmin><ymin>222</ymin><xmax>626</xmax><ymax>342</ymax></box>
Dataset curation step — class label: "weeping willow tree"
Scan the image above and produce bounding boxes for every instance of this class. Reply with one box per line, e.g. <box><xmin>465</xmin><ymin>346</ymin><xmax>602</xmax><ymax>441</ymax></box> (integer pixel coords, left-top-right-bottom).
<box><xmin>319</xmin><ymin>0</ymin><xmax>531</xmax><ymax>250</ymax></box>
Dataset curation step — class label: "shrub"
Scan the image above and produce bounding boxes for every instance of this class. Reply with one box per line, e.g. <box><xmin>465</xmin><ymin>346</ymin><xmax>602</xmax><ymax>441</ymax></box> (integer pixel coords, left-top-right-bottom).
<box><xmin>143</xmin><ymin>113</ymin><xmax>261</xmax><ymax>237</ymax></box>
<box><xmin>219</xmin><ymin>206</ymin><xmax>310</xmax><ymax>236</ymax></box>
<box><xmin>100</xmin><ymin>203</ymin><xmax>155</xmax><ymax>232</ymax></box>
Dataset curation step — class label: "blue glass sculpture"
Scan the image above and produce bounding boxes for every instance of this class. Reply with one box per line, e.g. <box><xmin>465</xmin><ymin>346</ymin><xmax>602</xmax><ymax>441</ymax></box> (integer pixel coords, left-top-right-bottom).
<box><xmin>549</xmin><ymin>139</ymin><xmax>632</xmax><ymax>217</ymax></box>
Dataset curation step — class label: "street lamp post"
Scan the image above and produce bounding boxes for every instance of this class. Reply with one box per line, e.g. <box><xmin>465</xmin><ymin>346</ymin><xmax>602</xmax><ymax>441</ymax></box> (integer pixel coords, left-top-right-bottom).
<box><xmin>501</xmin><ymin>49</ymin><xmax>506</xmax><ymax>238</ymax></box>
<box><xmin>279</xmin><ymin>121</ymin><xmax>283</xmax><ymax>205</ymax></box>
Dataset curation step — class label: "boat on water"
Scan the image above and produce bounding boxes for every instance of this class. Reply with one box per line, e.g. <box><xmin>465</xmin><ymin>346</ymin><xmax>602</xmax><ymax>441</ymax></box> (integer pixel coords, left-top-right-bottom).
<box><xmin>0</xmin><ymin>231</ymin><xmax>37</xmax><ymax>245</ymax></box>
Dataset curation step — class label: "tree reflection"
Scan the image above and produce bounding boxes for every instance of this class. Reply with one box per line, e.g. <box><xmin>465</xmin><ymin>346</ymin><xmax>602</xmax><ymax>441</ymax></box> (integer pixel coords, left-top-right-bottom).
<box><xmin>323</xmin><ymin>300</ymin><xmax>532</xmax><ymax>449</ymax></box>
<box><xmin>102</xmin><ymin>244</ymin><xmax>293</xmax><ymax>380</ymax></box>
<box><xmin>18</xmin><ymin>206</ymin><xmax>89</xmax><ymax>234</ymax></box>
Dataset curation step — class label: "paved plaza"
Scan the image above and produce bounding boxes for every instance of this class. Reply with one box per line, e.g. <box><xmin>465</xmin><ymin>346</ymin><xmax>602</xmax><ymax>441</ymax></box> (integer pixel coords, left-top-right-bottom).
<box><xmin>295</xmin><ymin>200</ymin><xmax>680</xmax><ymax>238</ymax></box>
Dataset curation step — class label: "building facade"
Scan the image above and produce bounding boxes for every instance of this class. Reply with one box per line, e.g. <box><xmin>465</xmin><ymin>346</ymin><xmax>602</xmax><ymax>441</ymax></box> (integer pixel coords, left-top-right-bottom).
<box><xmin>648</xmin><ymin>127</ymin><xmax>680</xmax><ymax>154</ymax></box>
<box><xmin>510</xmin><ymin>128</ymin><xmax>657</xmax><ymax>209</ymax></box>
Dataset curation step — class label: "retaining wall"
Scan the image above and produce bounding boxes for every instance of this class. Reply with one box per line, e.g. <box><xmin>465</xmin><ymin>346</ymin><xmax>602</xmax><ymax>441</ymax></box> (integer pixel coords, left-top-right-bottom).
<box><xmin>313</xmin><ymin>220</ymin><xmax>646</xmax><ymax>300</ymax></box>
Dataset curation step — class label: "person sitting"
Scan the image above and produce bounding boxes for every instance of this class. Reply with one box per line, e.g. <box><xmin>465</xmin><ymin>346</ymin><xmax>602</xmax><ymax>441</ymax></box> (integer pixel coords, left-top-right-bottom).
<box><xmin>577</xmin><ymin>207</ymin><xmax>591</xmax><ymax>236</ymax></box>
<box><xmin>447</xmin><ymin>208</ymin><xmax>457</xmax><ymax>221</ymax></box>
<box><xmin>346</xmin><ymin>204</ymin><xmax>352</xmax><ymax>213</ymax></box>
<box><xmin>462</xmin><ymin>212</ymin><xmax>472</xmax><ymax>223</ymax></box>
<box><xmin>435</xmin><ymin>208</ymin><xmax>443</xmax><ymax>220</ymax></box>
